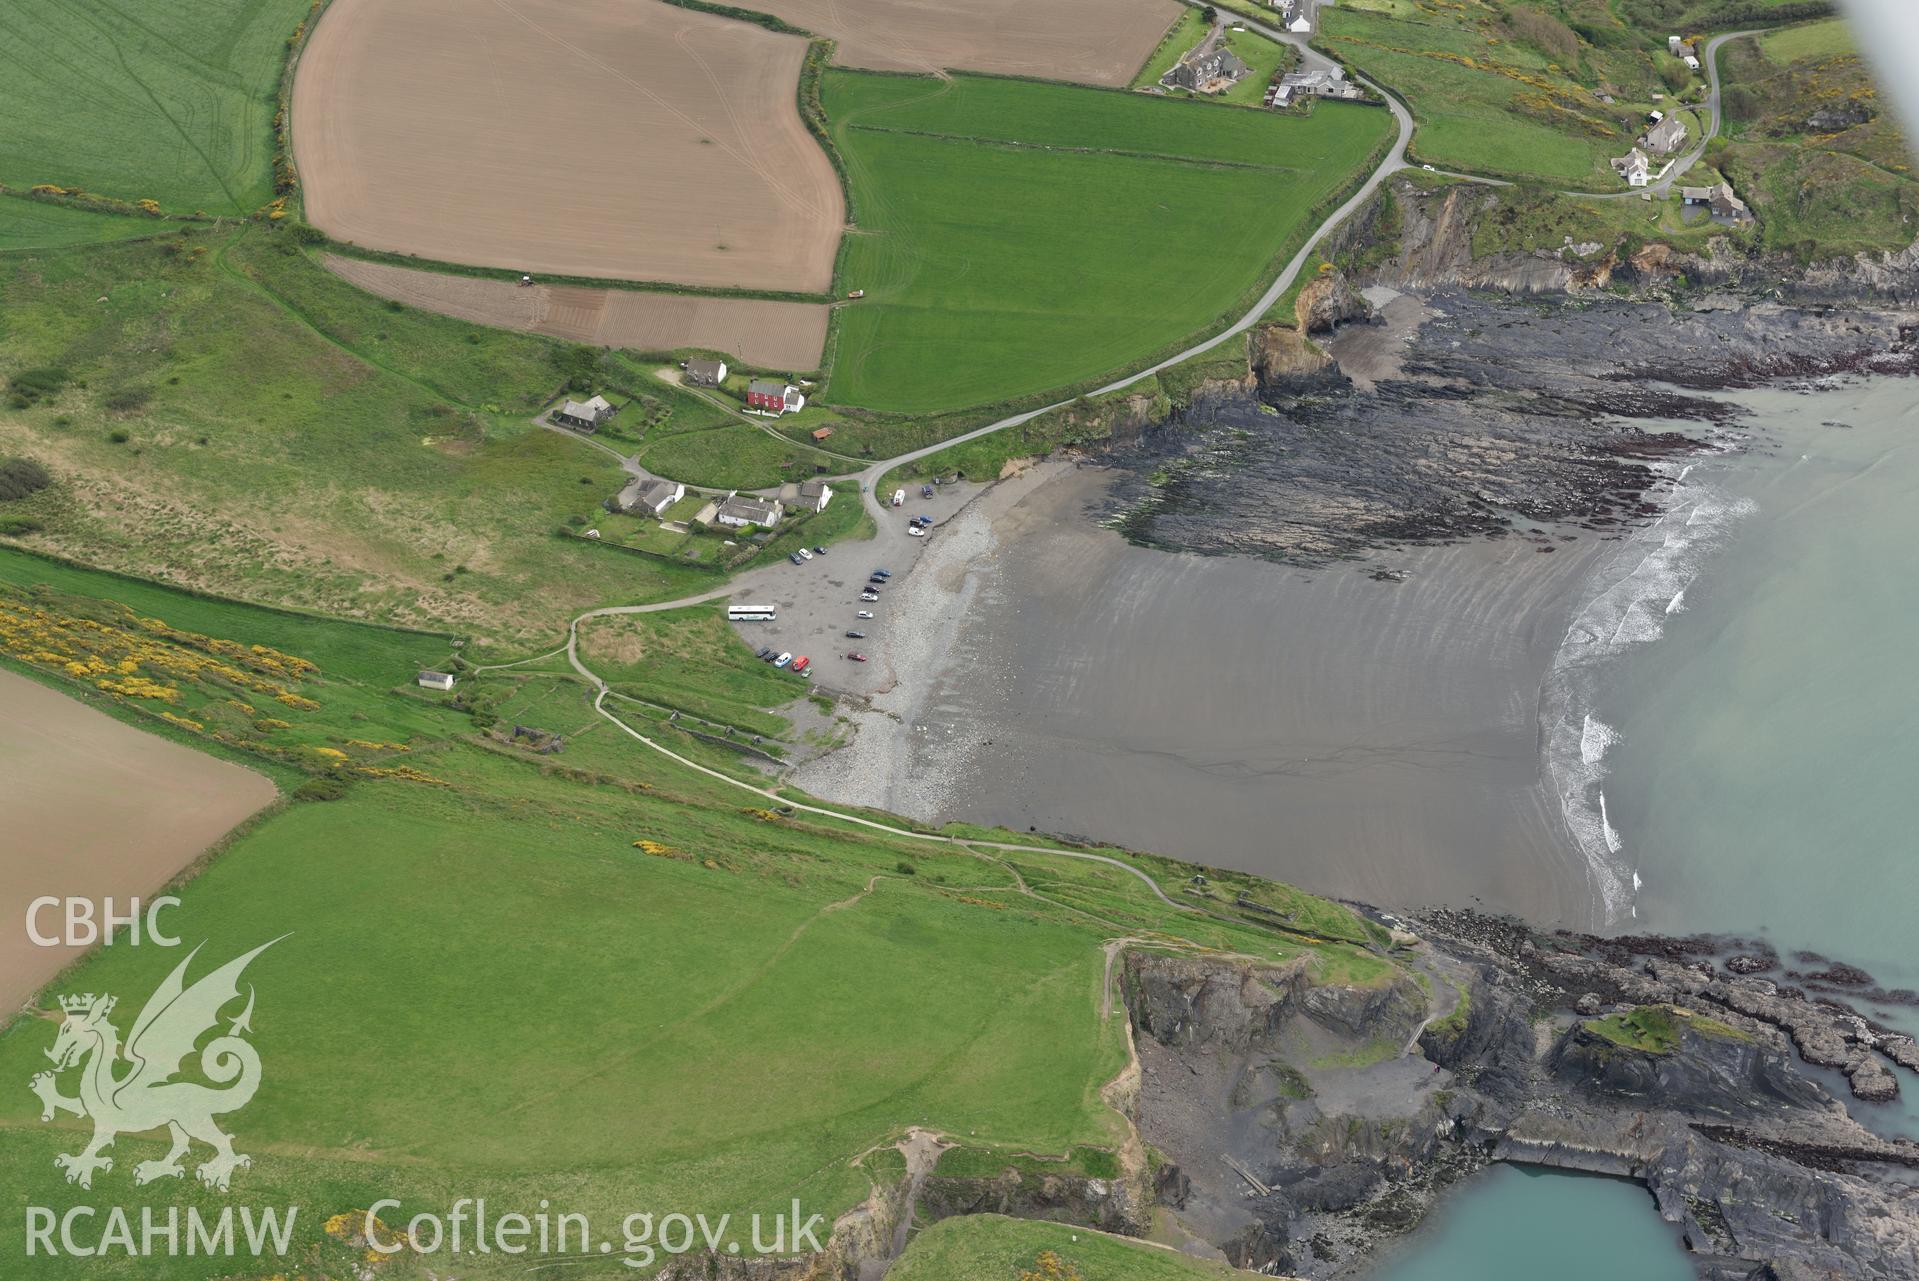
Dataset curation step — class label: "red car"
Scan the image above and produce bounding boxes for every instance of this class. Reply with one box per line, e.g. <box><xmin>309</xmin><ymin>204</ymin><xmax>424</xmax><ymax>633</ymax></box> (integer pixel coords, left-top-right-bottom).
<box><xmin>846</xmin><ymin>652</ymin><xmax>867</xmax><ymax>662</ymax></box>
<box><xmin>792</xmin><ymin>656</ymin><xmax>810</xmax><ymax>673</ymax></box>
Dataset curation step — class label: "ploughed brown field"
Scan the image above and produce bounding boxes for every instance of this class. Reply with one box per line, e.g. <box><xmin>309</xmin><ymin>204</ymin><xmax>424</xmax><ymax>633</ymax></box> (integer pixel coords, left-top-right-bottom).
<box><xmin>293</xmin><ymin>0</ymin><xmax>843</xmax><ymax>292</ymax></box>
<box><xmin>0</xmin><ymin>671</ymin><xmax>278</xmax><ymax>1015</ymax></box>
<box><xmin>754</xmin><ymin>0</ymin><xmax>1180</xmax><ymax>85</ymax></box>
<box><xmin>325</xmin><ymin>256</ymin><xmax>830</xmax><ymax>371</ymax></box>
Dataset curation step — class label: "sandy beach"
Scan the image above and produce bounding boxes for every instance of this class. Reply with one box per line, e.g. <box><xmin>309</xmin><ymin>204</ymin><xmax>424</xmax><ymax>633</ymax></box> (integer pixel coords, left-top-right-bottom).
<box><xmin>797</xmin><ymin>462</ymin><xmax>1613</xmax><ymax>927</ymax></box>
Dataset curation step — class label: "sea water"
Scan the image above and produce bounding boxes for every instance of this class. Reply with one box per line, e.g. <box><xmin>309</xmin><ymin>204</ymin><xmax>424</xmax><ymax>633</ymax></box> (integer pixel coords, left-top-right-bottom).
<box><xmin>1362</xmin><ymin>1167</ymin><xmax>1693</xmax><ymax>1281</ymax></box>
<box><xmin>1549</xmin><ymin>374</ymin><xmax>1919</xmax><ymax>1129</ymax></box>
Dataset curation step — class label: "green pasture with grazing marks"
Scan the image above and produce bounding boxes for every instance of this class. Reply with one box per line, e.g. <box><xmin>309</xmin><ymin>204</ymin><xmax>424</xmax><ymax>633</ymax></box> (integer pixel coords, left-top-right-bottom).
<box><xmin>0</xmin><ymin>197</ymin><xmax>169</xmax><ymax>252</ymax></box>
<box><xmin>821</xmin><ymin>72</ymin><xmax>1392</xmax><ymax>413</ymax></box>
<box><xmin>0</xmin><ymin>0</ymin><xmax>313</xmax><ymax>214</ymax></box>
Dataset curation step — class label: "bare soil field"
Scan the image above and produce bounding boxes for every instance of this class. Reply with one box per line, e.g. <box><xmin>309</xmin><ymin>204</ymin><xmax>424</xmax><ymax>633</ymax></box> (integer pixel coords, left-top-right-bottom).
<box><xmin>293</xmin><ymin>0</ymin><xmax>843</xmax><ymax>291</ymax></box>
<box><xmin>754</xmin><ymin>0</ymin><xmax>1180</xmax><ymax>85</ymax></box>
<box><xmin>325</xmin><ymin>256</ymin><xmax>829</xmax><ymax>370</ymax></box>
<box><xmin>0</xmin><ymin>671</ymin><xmax>278</xmax><ymax>1014</ymax></box>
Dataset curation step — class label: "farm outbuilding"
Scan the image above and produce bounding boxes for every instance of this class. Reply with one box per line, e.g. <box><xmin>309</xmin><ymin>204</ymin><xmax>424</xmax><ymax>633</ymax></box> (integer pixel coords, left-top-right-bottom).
<box><xmin>685</xmin><ymin>358</ymin><xmax>729</xmax><ymax>386</ymax></box>
<box><xmin>418</xmin><ymin>671</ymin><xmax>456</xmax><ymax>691</ymax></box>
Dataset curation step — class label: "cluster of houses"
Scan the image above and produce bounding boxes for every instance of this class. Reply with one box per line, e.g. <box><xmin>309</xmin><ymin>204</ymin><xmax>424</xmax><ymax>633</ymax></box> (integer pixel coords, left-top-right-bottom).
<box><xmin>1668</xmin><ymin>35</ymin><xmax>1702</xmax><ymax>72</ymax></box>
<box><xmin>1267</xmin><ymin>65</ymin><xmax>1362</xmax><ymax>108</ymax></box>
<box><xmin>709</xmin><ymin>479</ymin><xmax>832</xmax><ymax>531</ymax></box>
<box><xmin>680</xmin><ymin>358</ymin><xmax>807</xmax><ymax>418</ymax></box>
<box><xmin>1611</xmin><ymin>111</ymin><xmax>1689</xmax><ymax>187</ymax></box>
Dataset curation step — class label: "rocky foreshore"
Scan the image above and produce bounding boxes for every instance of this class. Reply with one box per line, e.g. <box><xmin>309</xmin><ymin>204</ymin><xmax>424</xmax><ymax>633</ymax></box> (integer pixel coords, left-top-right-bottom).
<box><xmin>1100</xmin><ymin>284</ymin><xmax>1919</xmax><ymax>566</ymax></box>
<box><xmin>1121</xmin><ymin>915</ymin><xmax>1919</xmax><ymax>1280</ymax></box>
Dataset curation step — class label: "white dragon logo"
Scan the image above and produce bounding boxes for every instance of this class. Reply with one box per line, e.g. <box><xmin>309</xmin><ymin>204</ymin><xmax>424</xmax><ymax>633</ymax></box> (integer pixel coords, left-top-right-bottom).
<box><xmin>29</xmin><ymin>938</ymin><xmax>283</xmax><ymax>1191</ymax></box>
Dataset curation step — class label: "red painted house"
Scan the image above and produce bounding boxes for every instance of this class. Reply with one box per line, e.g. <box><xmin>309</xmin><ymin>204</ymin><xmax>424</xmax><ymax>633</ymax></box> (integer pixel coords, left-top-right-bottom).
<box><xmin>746</xmin><ymin>379</ymin><xmax>806</xmax><ymax>416</ymax></box>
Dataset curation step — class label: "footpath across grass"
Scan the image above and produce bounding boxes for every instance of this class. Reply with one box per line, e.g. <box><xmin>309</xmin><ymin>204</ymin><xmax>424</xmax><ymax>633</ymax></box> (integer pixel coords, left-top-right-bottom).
<box><xmin>0</xmin><ymin>0</ymin><xmax>313</xmax><ymax>214</ymax></box>
<box><xmin>821</xmin><ymin>72</ymin><xmax>1392</xmax><ymax>414</ymax></box>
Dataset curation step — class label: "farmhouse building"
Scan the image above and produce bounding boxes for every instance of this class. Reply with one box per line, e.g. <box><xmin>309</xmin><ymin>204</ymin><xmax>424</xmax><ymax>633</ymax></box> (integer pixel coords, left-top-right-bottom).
<box><xmin>417</xmin><ymin>671</ymin><xmax>456</xmax><ymax>692</ymax></box>
<box><xmin>621</xmin><ymin>477</ymin><xmax>685</xmax><ymax>516</ymax></box>
<box><xmin>779</xmin><ymin>478</ymin><xmax>834</xmax><ymax>514</ymax></box>
<box><xmin>684</xmin><ymin>358</ymin><xmax>728</xmax><ymax>387</ymax></box>
<box><xmin>1642</xmin><ymin>115</ymin><xmax>1687</xmax><ymax>156</ymax></box>
<box><xmin>552</xmin><ymin>394</ymin><xmax>615</xmax><ymax>431</ymax></box>
<box><xmin>1163</xmin><ymin>46</ymin><xmax>1251</xmax><ymax>94</ymax></box>
<box><xmin>746</xmin><ymin>379</ymin><xmax>806</xmax><ymax>415</ymax></box>
<box><xmin>715</xmin><ymin>493</ymin><xmax>784</xmax><ymax>529</ymax></box>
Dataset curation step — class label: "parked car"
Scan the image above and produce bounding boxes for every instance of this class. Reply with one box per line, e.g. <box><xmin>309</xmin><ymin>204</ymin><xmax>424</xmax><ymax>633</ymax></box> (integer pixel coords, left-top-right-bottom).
<box><xmin>868</xmin><ymin>575</ymin><xmax>887</xmax><ymax>585</ymax></box>
<box><xmin>873</xmin><ymin>569</ymin><xmax>892</xmax><ymax>579</ymax></box>
<box><xmin>788</xmin><ymin>552</ymin><xmax>804</xmax><ymax>565</ymax></box>
<box><xmin>774</xmin><ymin>652</ymin><xmax>793</xmax><ymax>668</ymax></box>
<box><xmin>860</xmin><ymin>591</ymin><xmax>880</xmax><ymax>602</ymax></box>
<box><xmin>908</xmin><ymin>526</ymin><xmax>926</xmax><ymax>538</ymax></box>
<box><xmin>813</xmin><ymin>545</ymin><xmax>827</xmax><ymax>555</ymax></box>
<box><xmin>792</xmin><ymin>656</ymin><xmax>810</xmax><ymax>673</ymax></box>
<box><xmin>845</xmin><ymin>630</ymin><xmax>866</xmax><ymax>639</ymax></box>
<box><xmin>857</xmin><ymin>610</ymin><xmax>874</xmax><ymax>619</ymax></box>
<box><xmin>890</xmin><ymin>489</ymin><xmax>905</xmax><ymax>507</ymax></box>
<box><xmin>847</xmin><ymin>652</ymin><xmax>867</xmax><ymax>662</ymax></box>
<box><xmin>756</xmin><ymin>647</ymin><xmax>774</xmax><ymax>660</ymax></box>
<box><xmin>797</xmin><ymin>548</ymin><xmax>814</xmax><ymax>561</ymax></box>
<box><xmin>921</xmin><ymin>484</ymin><xmax>934</xmax><ymax>499</ymax></box>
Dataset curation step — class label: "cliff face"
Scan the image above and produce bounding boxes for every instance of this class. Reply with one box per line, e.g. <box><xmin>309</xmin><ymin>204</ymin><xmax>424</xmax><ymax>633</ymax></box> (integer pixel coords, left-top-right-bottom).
<box><xmin>1336</xmin><ymin>174</ymin><xmax>1919</xmax><ymax>304</ymax></box>
<box><xmin>1124</xmin><ymin>919</ymin><xmax>1919</xmax><ymax>1281</ymax></box>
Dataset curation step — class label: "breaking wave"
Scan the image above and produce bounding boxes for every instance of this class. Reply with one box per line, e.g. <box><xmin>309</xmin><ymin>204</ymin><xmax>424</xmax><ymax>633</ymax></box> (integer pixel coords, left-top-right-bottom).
<box><xmin>1543</xmin><ymin>455</ymin><xmax>1754</xmax><ymax>925</ymax></box>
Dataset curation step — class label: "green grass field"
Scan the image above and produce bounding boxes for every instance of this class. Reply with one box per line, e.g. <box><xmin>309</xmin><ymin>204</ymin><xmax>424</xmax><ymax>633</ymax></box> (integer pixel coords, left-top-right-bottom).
<box><xmin>0</xmin><ymin>196</ymin><xmax>170</xmax><ymax>252</ymax></box>
<box><xmin>820</xmin><ymin>72</ymin><xmax>1392</xmax><ymax>413</ymax></box>
<box><xmin>0</xmin><ymin>225</ymin><xmax>716</xmax><ymax>643</ymax></box>
<box><xmin>0</xmin><ymin>0</ymin><xmax>312</xmax><ymax>214</ymax></box>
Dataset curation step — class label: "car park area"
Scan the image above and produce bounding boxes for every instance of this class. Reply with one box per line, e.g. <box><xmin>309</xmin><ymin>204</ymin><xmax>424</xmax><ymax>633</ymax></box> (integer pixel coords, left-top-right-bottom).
<box><xmin>721</xmin><ymin>479</ymin><xmax>976</xmax><ymax>697</ymax></box>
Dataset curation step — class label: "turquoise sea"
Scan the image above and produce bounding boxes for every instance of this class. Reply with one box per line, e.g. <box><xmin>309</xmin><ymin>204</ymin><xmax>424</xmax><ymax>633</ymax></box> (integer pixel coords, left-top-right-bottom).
<box><xmin>1365</xmin><ymin>1167</ymin><xmax>1692</xmax><ymax>1281</ymax></box>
